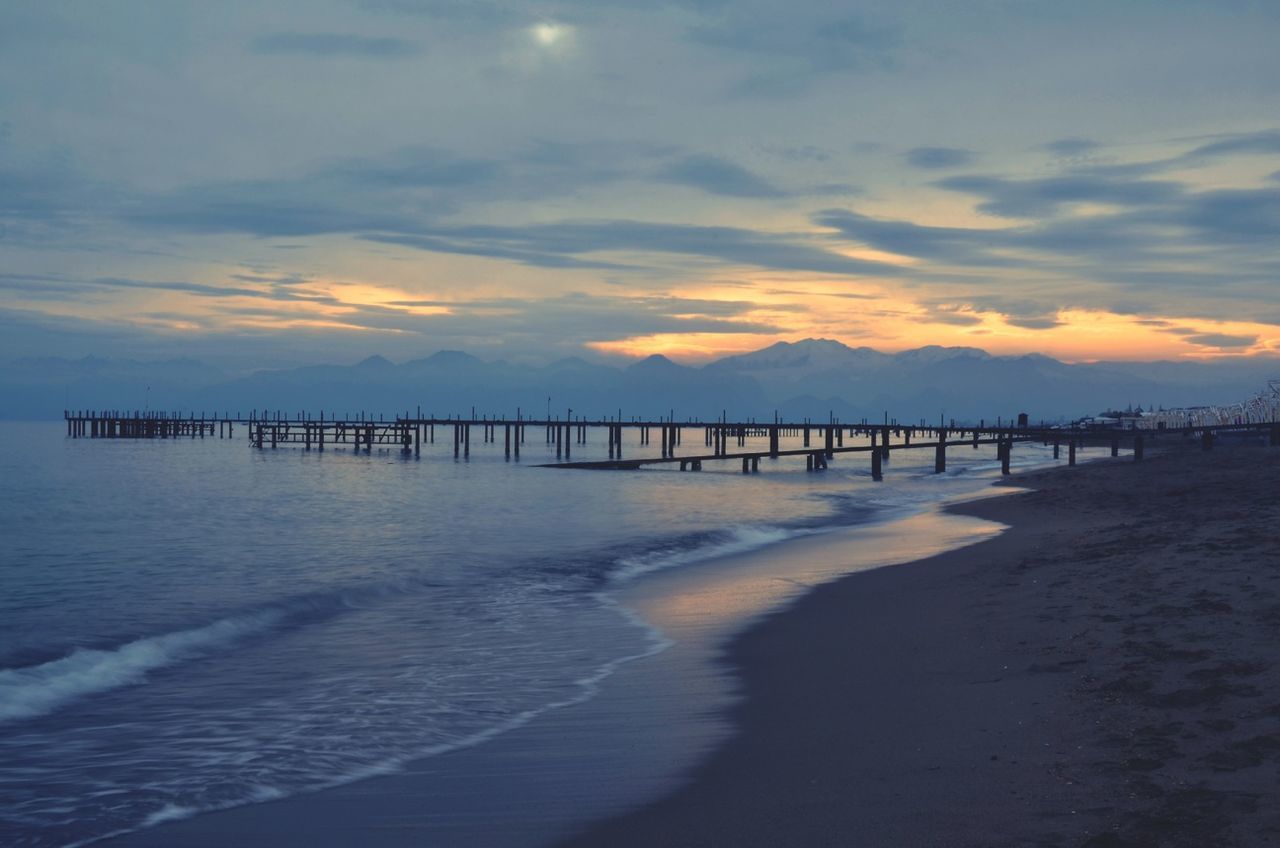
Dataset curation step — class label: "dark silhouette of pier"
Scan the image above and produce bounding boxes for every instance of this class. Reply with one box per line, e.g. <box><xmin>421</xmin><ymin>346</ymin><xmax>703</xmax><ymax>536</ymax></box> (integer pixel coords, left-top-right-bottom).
<box><xmin>63</xmin><ymin>408</ymin><xmax>1280</xmax><ymax>479</ymax></box>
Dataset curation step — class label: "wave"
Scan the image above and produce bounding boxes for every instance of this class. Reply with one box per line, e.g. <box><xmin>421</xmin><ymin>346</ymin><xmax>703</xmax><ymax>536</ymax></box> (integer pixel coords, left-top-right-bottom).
<box><xmin>0</xmin><ymin>610</ymin><xmax>285</xmax><ymax>724</ymax></box>
<box><xmin>610</xmin><ymin>524</ymin><xmax>802</xmax><ymax>583</ymax></box>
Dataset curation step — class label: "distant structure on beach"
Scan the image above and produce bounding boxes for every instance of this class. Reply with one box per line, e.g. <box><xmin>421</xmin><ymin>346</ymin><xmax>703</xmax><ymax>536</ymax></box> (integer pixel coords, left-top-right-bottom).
<box><xmin>1139</xmin><ymin>379</ymin><xmax>1280</xmax><ymax>429</ymax></box>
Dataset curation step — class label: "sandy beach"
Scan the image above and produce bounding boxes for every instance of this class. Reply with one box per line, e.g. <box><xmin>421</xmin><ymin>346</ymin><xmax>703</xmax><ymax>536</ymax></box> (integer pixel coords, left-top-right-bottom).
<box><xmin>560</xmin><ymin>441</ymin><xmax>1280</xmax><ymax>847</ymax></box>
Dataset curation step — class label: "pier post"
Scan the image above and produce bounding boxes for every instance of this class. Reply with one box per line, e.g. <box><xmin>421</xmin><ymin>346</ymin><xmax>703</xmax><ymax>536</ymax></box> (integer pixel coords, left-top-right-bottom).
<box><xmin>454</xmin><ymin>424</ymin><xmax>460</xmax><ymax>458</ymax></box>
<box><xmin>1134</xmin><ymin>434</ymin><xmax>1144</xmax><ymax>461</ymax></box>
<box><xmin>751</xmin><ymin>457</ymin><xmax>759</xmax><ymax>473</ymax></box>
<box><xmin>1068</xmin><ymin>439</ymin><xmax>1076</xmax><ymax>466</ymax></box>
<box><xmin>742</xmin><ymin>456</ymin><xmax>750</xmax><ymax>474</ymax></box>
<box><xmin>769</xmin><ymin>426</ymin><xmax>779</xmax><ymax>458</ymax></box>
<box><xmin>871</xmin><ymin>446</ymin><xmax>882</xmax><ymax>481</ymax></box>
<box><xmin>1000</xmin><ymin>437</ymin><xmax>1011</xmax><ymax>476</ymax></box>
<box><xmin>1111</xmin><ymin>437</ymin><xmax>1119</xmax><ymax>457</ymax></box>
<box><xmin>1053</xmin><ymin>438</ymin><xmax>1060</xmax><ymax>459</ymax></box>
<box><xmin>505</xmin><ymin>424</ymin><xmax>511</xmax><ymax>460</ymax></box>
<box><xmin>825</xmin><ymin>425</ymin><xmax>834</xmax><ymax>459</ymax></box>
<box><xmin>934</xmin><ymin>429</ymin><xmax>947</xmax><ymax>473</ymax></box>
<box><xmin>464</xmin><ymin>424</ymin><xmax>470</xmax><ymax>458</ymax></box>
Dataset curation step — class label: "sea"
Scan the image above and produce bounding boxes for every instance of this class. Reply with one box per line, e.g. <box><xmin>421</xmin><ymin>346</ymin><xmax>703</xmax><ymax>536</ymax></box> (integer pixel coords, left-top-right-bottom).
<box><xmin>0</xmin><ymin>420</ymin><xmax>1083</xmax><ymax>847</ymax></box>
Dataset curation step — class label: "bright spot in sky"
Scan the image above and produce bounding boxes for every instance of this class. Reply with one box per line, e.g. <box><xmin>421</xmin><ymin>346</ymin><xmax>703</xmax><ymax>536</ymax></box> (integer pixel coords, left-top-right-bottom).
<box><xmin>531</xmin><ymin>22</ymin><xmax>570</xmax><ymax>49</ymax></box>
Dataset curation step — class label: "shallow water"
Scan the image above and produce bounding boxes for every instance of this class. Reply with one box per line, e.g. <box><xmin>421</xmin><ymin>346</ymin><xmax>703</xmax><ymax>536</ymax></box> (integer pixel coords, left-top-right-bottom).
<box><xmin>0</xmin><ymin>421</ymin><xmax>1084</xmax><ymax>847</ymax></box>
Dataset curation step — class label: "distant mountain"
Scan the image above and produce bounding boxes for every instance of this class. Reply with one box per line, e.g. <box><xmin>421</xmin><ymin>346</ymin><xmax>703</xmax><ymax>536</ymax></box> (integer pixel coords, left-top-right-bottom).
<box><xmin>3</xmin><ymin>341</ymin><xmax>1277</xmax><ymax>422</ymax></box>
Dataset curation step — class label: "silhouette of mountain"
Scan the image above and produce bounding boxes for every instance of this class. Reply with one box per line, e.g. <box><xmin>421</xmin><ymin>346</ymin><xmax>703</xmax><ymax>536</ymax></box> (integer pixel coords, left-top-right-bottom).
<box><xmin>4</xmin><ymin>341</ymin><xmax>1277</xmax><ymax>421</ymax></box>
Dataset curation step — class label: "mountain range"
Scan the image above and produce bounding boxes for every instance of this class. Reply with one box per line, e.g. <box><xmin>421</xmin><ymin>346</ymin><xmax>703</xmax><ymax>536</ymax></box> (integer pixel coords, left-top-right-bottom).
<box><xmin>4</xmin><ymin>340</ymin><xmax>1277</xmax><ymax>423</ymax></box>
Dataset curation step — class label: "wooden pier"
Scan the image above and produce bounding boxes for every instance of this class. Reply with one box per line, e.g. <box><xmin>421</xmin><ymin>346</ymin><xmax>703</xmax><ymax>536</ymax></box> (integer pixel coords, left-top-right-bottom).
<box><xmin>62</xmin><ymin>409</ymin><xmax>1280</xmax><ymax>480</ymax></box>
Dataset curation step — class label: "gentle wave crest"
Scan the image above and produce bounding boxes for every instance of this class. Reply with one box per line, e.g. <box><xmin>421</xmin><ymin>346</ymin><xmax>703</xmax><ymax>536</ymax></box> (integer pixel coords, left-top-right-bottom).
<box><xmin>0</xmin><ymin>610</ymin><xmax>283</xmax><ymax>724</ymax></box>
<box><xmin>611</xmin><ymin>524</ymin><xmax>799</xmax><ymax>583</ymax></box>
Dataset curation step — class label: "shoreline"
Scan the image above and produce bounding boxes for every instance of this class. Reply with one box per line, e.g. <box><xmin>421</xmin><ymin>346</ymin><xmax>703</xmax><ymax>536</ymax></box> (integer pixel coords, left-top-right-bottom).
<box><xmin>558</xmin><ymin>442</ymin><xmax>1280</xmax><ymax>846</ymax></box>
<box><xmin>104</xmin><ymin>469</ymin><xmax>1015</xmax><ymax>847</ymax></box>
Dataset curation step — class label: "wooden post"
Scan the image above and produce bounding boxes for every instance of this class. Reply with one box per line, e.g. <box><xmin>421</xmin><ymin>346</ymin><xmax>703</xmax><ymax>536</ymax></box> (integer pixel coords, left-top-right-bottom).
<box><xmin>1000</xmin><ymin>436</ymin><xmax>1011</xmax><ymax>475</ymax></box>
<box><xmin>504</xmin><ymin>424</ymin><xmax>511</xmax><ymax>460</ymax></box>
<box><xmin>871</xmin><ymin>447</ymin><xmax>882</xmax><ymax>481</ymax></box>
<box><xmin>769</xmin><ymin>426</ymin><xmax>779</xmax><ymax>457</ymax></box>
<box><xmin>464</xmin><ymin>424</ymin><xmax>470</xmax><ymax>458</ymax></box>
<box><xmin>1068</xmin><ymin>439</ymin><xmax>1076</xmax><ymax>466</ymax></box>
<box><xmin>1053</xmin><ymin>438</ymin><xmax>1060</xmax><ymax>459</ymax></box>
<box><xmin>934</xmin><ymin>429</ymin><xmax>947</xmax><ymax>473</ymax></box>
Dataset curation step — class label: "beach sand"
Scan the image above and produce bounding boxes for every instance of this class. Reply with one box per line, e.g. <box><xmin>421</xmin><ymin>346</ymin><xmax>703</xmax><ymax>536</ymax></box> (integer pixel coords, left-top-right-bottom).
<box><xmin>559</xmin><ymin>441</ymin><xmax>1280</xmax><ymax>847</ymax></box>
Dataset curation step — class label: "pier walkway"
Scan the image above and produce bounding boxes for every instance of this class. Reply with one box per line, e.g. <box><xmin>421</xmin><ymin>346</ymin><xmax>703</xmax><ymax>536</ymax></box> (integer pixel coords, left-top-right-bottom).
<box><xmin>62</xmin><ymin>409</ymin><xmax>1280</xmax><ymax>479</ymax></box>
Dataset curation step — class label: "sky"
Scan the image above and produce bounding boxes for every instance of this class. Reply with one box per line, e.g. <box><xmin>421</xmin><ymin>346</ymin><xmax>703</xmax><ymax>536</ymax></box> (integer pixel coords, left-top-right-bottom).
<box><xmin>2</xmin><ymin>0</ymin><xmax>1279</xmax><ymax>369</ymax></box>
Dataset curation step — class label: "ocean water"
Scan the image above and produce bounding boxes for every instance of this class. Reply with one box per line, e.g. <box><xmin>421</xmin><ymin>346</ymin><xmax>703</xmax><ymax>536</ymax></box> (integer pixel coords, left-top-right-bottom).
<box><xmin>0</xmin><ymin>421</ymin><xmax>1080</xmax><ymax>847</ymax></box>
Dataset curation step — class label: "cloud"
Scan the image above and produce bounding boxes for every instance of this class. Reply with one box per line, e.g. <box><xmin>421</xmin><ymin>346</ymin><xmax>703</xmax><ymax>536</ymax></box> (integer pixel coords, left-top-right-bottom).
<box><xmin>935</xmin><ymin>174</ymin><xmax>1185</xmax><ymax>218</ymax></box>
<box><xmin>1044</xmin><ymin>138</ymin><xmax>1100</xmax><ymax>157</ymax></box>
<box><xmin>364</xmin><ymin>219</ymin><xmax>899</xmax><ymax>276</ymax></box>
<box><xmin>813</xmin><ymin>209</ymin><xmax>1017</xmax><ymax>266</ymax></box>
<box><xmin>656</xmin><ymin>154</ymin><xmax>784</xmax><ymax>198</ymax></box>
<box><xmin>1181</xmin><ymin>129</ymin><xmax>1280</xmax><ymax>161</ymax></box>
<box><xmin>1004</xmin><ymin>316</ymin><xmax>1063</xmax><ymax>330</ymax></box>
<box><xmin>1179</xmin><ymin>187</ymin><xmax>1280</xmax><ymax>242</ymax></box>
<box><xmin>689</xmin><ymin>12</ymin><xmax>899</xmax><ymax>95</ymax></box>
<box><xmin>248</xmin><ymin>32</ymin><xmax>421</xmax><ymax>58</ymax></box>
<box><xmin>1185</xmin><ymin>332</ymin><xmax>1258</xmax><ymax>348</ymax></box>
<box><xmin>904</xmin><ymin>147</ymin><xmax>974</xmax><ymax>169</ymax></box>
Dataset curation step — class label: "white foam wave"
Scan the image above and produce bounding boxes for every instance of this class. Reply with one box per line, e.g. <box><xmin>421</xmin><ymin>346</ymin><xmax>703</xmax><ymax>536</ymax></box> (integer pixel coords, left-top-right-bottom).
<box><xmin>611</xmin><ymin>525</ymin><xmax>799</xmax><ymax>583</ymax></box>
<box><xmin>0</xmin><ymin>610</ymin><xmax>283</xmax><ymax>724</ymax></box>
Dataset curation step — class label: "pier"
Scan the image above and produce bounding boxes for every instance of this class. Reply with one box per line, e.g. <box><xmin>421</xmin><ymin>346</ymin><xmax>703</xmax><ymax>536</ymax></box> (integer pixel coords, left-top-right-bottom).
<box><xmin>61</xmin><ymin>409</ymin><xmax>1280</xmax><ymax>480</ymax></box>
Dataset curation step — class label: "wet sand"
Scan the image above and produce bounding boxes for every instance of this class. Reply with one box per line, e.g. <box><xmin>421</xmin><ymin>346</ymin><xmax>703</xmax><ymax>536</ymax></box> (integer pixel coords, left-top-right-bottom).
<box><xmin>559</xmin><ymin>442</ymin><xmax>1280</xmax><ymax>847</ymax></box>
